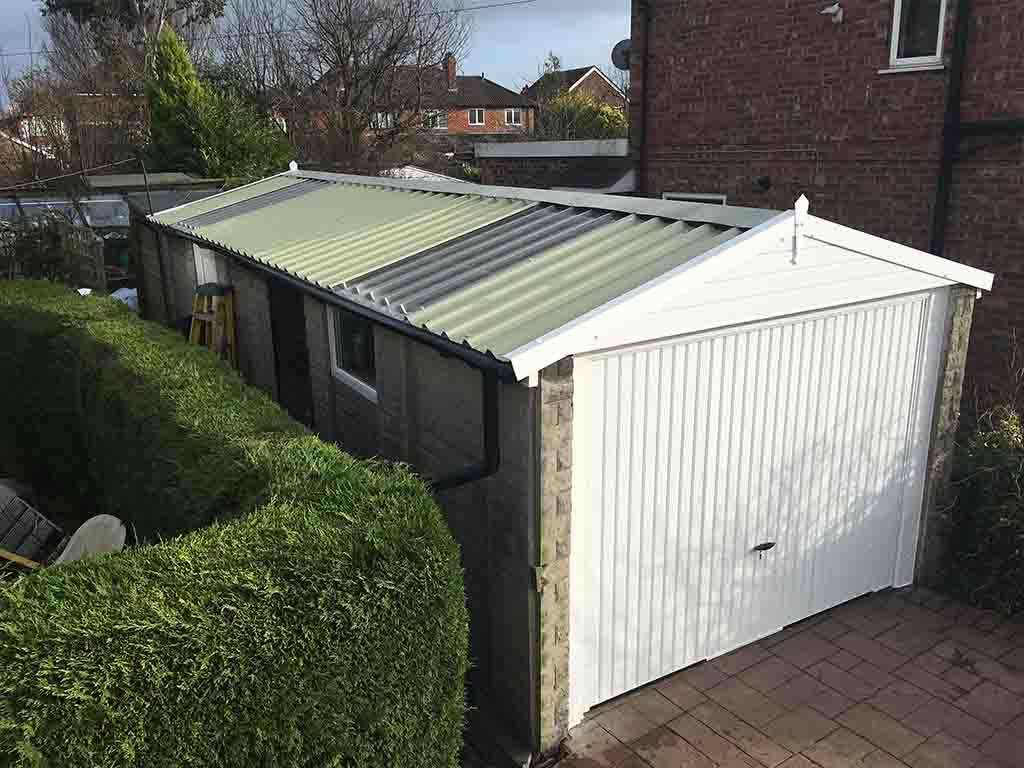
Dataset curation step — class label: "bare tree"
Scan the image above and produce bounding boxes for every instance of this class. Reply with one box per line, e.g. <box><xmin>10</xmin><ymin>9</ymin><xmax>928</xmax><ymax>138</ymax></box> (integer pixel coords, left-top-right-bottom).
<box><xmin>291</xmin><ymin>0</ymin><xmax>471</xmax><ymax>168</ymax></box>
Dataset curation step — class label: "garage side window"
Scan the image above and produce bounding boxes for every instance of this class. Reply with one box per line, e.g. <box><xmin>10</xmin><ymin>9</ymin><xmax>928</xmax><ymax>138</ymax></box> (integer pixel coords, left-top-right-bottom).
<box><xmin>891</xmin><ymin>0</ymin><xmax>947</xmax><ymax>66</ymax></box>
<box><xmin>330</xmin><ymin>308</ymin><xmax>377</xmax><ymax>402</ymax></box>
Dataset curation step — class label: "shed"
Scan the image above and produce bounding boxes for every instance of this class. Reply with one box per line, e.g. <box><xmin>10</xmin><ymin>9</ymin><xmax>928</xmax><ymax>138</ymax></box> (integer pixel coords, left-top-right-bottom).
<box><xmin>136</xmin><ymin>170</ymin><xmax>993</xmax><ymax>759</ymax></box>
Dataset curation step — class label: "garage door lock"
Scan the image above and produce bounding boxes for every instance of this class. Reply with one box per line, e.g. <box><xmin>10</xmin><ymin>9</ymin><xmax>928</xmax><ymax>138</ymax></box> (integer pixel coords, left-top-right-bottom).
<box><xmin>752</xmin><ymin>541</ymin><xmax>776</xmax><ymax>559</ymax></box>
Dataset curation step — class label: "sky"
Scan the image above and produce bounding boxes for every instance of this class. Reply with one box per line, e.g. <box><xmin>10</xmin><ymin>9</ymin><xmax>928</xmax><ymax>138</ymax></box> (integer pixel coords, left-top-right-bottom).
<box><xmin>0</xmin><ymin>0</ymin><xmax>631</xmax><ymax>106</ymax></box>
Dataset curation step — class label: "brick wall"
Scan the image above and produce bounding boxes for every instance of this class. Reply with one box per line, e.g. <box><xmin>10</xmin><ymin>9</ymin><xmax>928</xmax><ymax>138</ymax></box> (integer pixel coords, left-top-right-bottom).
<box><xmin>917</xmin><ymin>286</ymin><xmax>976</xmax><ymax>585</ymax></box>
<box><xmin>445</xmin><ymin>106</ymin><xmax>534</xmax><ymax>135</ymax></box>
<box><xmin>537</xmin><ymin>357</ymin><xmax>573</xmax><ymax>751</ymax></box>
<box><xmin>480</xmin><ymin>154</ymin><xmax>632</xmax><ymax>188</ymax></box>
<box><xmin>571</xmin><ymin>70</ymin><xmax>626</xmax><ymax>110</ymax></box>
<box><xmin>630</xmin><ymin>0</ymin><xmax>1023</xmax><ymax>394</ymax></box>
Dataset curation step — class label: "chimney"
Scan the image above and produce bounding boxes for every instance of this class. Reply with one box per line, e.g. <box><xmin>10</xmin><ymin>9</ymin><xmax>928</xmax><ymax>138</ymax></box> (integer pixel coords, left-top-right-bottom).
<box><xmin>445</xmin><ymin>52</ymin><xmax>457</xmax><ymax>91</ymax></box>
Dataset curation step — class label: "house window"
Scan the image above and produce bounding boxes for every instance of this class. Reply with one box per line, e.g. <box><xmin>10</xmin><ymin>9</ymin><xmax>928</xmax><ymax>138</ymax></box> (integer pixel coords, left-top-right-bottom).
<box><xmin>468</xmin><ymin>108</ymin><xmax>485</xmax><ymax>126</ymax></box>
<box><xmin>504</xmin><ymin>108</ymin><xmax>522</xmax><ymax>126</ymax></box>
<box><xmin>890</xmin><ymin>0</ymin><xmax>947</xmax><ymax>66</ymax></box>
<box><xmin>425</xmin><ymin>110</ymin><xmax>448</xmax><ymax>130</ymax></box>
<box><xmin>369</xmin><ymin>112</ymin><xmax>396</xmax><ymax>130</ymax></box>
<box><xmin>662</xmin><ymin>192</ymin><xmax>728</xmax><ymax>205</ymax></box>
<box><xmin>329</xmin><ymin>308</ymin><xmax>377</xmax><ymax>402</ymax></box>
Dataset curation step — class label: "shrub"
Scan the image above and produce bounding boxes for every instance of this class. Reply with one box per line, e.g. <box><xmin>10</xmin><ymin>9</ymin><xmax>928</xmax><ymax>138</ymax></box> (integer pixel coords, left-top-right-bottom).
<box><xmin>533</xmin><ymin>91</ymin><xmax>627</xmax><ymax>141</ymax></box>
<box><xmin>146</xmin><ymin>27</ymin><xmax>292</xmax><ymax>181</ymax></box>
<box><xmin>0</xmin><ymin>280</ymin><xmax>468</xmax><ymax>767</ymax></box>
<box><xmin>947</xmin><ymin>406</ymin><xmax>1024</xmax><ymax>615</ymax></box>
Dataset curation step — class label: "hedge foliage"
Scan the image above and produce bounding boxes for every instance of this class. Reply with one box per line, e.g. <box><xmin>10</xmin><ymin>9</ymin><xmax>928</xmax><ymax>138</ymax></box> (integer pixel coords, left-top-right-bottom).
<box><xmin>948</xmin><ymin>406</ymin><xmax>1024</xmax><ymax>615</ymax></box>
<box><xmin>0</xmin><ymin>280</ymin><xmax>468</xmax><ymax>767</ymax></box>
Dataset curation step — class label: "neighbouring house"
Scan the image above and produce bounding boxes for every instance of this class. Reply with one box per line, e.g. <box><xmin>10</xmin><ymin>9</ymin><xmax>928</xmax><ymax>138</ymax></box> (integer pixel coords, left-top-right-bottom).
<box><xmin>282</xmin><ymin>53</ymin><xmax>533</xmax><ymax>165</ymax></box>
<box><xmin>522</xmin><ymin>65</ymin><xmax>627</xmax><ymax>110</ymax></box>
<box><xmin>628</xmin><ymin>0</ymin><xmax>1023</xmax><ymax>398</ymax></box>
<box><xmin>135</xmin><ymin>167</ymin><xmax>992</xmax><ymax>758</ymax></box>
<box><xmin>477</xmin><ymin>139</ymin><xmax>634</xmax><ymax>191</ymax></box>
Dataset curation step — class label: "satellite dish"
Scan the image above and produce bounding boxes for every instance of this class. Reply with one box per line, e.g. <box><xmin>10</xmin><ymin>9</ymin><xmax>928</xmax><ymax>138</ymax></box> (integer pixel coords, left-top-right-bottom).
<box><xmin>612</xmin><ymin>39</ymin><xmax>631</xmax><ymax>71</ymax></box>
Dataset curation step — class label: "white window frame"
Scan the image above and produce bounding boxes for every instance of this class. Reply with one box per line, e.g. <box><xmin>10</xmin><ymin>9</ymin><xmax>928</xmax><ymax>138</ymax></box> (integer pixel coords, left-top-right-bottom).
<box><xmin>504</xmin><ymin>108</ymin><xmax>522</xmax><ymax>126</ymax></box>
<box><xmin>468</xmin><ymin>108</ymin><xmax>485</xmax><ymax>126</ymax></box>
<box><xmin>425</xmin><ymin>110</ymin><xmax>448</xmax><ymax>130</ymax></box>
<box><xmin>662</xmin><ymin>192</ymin><xmax>727</xmax><ymax>205</ymax></box>
<box><xmin>327</xmin><ymin>307</ymin><xmax>378</xmax><ymax>403</ymax></box>
<box><xmin>889</xmin><ymin>0</ymin><xmax>948</xmax><ymax>69</ymax></box>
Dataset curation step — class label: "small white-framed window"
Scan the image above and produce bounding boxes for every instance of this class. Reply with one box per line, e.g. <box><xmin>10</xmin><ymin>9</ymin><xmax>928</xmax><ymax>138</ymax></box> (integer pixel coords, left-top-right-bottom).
<box><xmin>468</xmin><ymin>108</ymin><xmax>485</xmax><ymax>126</ymax></box>
<box><xmin>890</xmin><ymin>0</ymin><xmax>947</xmax><ymax>67</ymax></box>
<box><xmin>504</xmin><ymin>108</ymin><xmax>522</xmax><ymax>126</ymax></box>
<box><xmin>328</xmin><ymin>307</ymin><xmax>378</xmax><ymax>402</ymax></box>
<box><xmin>662</xmin><ymin>192</ymin><xmax>728</xmax><ymax>205</ymax></box>
<box><xmin>425</xmin><ymin>110</ymin><xmax>448</xmax><ymax>130</ymax></box>
<box><xmin>370</xmin><ymin>112</ymin><xmax>396</xmax><ymax>130</ymax></box>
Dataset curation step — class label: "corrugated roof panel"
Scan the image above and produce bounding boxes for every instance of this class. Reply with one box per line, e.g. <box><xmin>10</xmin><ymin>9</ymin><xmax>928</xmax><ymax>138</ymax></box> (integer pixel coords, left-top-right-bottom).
<box><xmin>177</xmin><ymin>178</ymin><xmax>329</xmax><ymax>229</ymax></box>
<box><xmin>153</xmin><ymin>175</ymin><xmax>302</xmax><ymax>225</ymax></box>
<box><xmin>349</xmin><ymin>205</ymin><xmax>620</xmax><ymax>313</ymax></box>
<box><xmin>185</xmin><ymin>182</ymin><xmax>531</xmax><ymax>286</ymax></box>
<box><xmin>410</xmin><ymin>217</ymin><xmax>742</xmax><ymax>358</ymax></box>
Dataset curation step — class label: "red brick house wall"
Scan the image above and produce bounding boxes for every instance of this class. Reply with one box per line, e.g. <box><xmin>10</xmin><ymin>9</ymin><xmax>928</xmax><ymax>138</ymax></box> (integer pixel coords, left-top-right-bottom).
<box><xmin>571</xmin><ymin>70</ymin><xmax>627</xmax><ymax>110</ymax></box>
<box><xmin>444</xmin><ymin>106</ymin><xmax>535</xmax><ymax>135</ymax></box>
<box><xmin>630</xmin><ymin>0</ymin><xmax>1024</xmax><ymax>398</ymax></box>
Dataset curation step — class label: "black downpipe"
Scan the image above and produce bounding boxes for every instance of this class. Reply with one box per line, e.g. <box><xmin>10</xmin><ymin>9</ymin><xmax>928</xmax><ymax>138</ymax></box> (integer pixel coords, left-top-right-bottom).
<box><xmin>636</xmin><ymin>0</ymin><xmax>653</xmax><ymax>195</ymax></box>
<box><xmin>429</xmin><ymin>368</ymin><xmax>501</xmax><ymax>492</ymax></box>
<box><xmin>929</xmin><ymin>0</ymin><xmax>972</xmax><ymax>257</ymax></box>
<box><xmin>148</xmin><ymin>219</ymin><xmax>507</xmax><ymax>492</ymax></box>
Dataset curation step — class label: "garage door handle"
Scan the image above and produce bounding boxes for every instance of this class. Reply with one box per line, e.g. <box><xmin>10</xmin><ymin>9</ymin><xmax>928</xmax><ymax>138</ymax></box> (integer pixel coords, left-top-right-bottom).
<box><xmin>752</xmin><ymin>541</ymin><xmax>776</xmax><ymax>553</ymax></box>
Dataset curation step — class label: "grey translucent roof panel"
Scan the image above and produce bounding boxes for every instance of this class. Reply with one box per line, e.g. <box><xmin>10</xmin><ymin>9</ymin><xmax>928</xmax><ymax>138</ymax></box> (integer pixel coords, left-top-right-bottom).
<box><xmin>167</xmin><ymin>179</ymin><xmax>532</xmax><ymax>287</ymax></box>
<box><xmin>177</xmin><ymin>179</ymin><xmax>329</xmax><ymax>229</ymax></box>
<box><xmin>347</xmin><ymin>204</ymin><xmax>621</xmax><ymax>314</ymax></box>
<box><xmin>410</xmin><ymin>216</ymin><xmax>743</xmax><ymax>358</ymax></box>
<box><xmin>152</xmin><ymin>175</ymin><xmax>303</xmax><ymax>225</ymax></box>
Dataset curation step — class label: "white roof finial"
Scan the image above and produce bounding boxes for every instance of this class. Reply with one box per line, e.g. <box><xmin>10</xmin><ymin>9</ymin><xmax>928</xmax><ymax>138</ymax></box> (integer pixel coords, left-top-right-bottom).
<box><xmin>289</xmin><ymin>160</ymin><xmax>299</xmax><ymax>172</ymax></box>
<box><xmin>792</xmin><ymin>195</ymin><xmax>810</xmax><ymax>264</ymax></box>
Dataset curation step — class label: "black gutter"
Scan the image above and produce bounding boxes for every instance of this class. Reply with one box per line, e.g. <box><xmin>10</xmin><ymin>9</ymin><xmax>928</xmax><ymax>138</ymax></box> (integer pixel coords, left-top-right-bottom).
<box><xmin>150</xmin><ymin>220</ymin><xmax>518</xmax><ymax>382</ymax></box>
<box><xmin>147</xmin><ymin>219</ymin><xmax>510</xmax><ymax>492</ymax></box>
<box><xmin>929</xmin><ymin>0</ymin><xmax>972</xmax><ymax>257</ymax></box>
<box><xmin>636</xmin><ymin>0</ymin><xmax>653</xmax><ymax>195</ymax></box>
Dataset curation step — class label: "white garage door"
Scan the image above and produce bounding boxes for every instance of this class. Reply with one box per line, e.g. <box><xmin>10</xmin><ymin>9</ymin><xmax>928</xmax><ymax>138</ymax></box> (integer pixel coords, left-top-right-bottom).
<box><xmin>569</xmin><ymin>289</ymin><xmax>948</xmax><ymax>723</ymax></box>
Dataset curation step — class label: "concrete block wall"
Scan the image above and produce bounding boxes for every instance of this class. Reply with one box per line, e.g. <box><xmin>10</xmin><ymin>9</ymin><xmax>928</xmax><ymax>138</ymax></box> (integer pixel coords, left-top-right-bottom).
<box><xmin>536</xmin><ymin>357</ymin><xmax>573</xmax><ymax>751</ymax></box>
<box><xmin>162</xmin><ymin>232</ymin><xmax>197</xmax><ymax>325</ymax></box>
<box><xmin>134</xmin><ymin>222</ymin><xmax>168</xmax><ymax>325</ymax></box>
<box><xmin>916</xmin><ymin>285</ymin><xmax>977</xmax><ymax>586</ymax></box>
<box><xmin>228</xmin><ymin>264</ymin><xmax>277</xmax><ymax>400</ymax></box>
<box><xmin>303</xmin><ymin>296</ymin><xmax>379</xmax><ymax>458</ymax></box>
<box><xmin>304</xmin><ymin>305</ymin><xmax>541</xmax><ymax>747</ymax></box>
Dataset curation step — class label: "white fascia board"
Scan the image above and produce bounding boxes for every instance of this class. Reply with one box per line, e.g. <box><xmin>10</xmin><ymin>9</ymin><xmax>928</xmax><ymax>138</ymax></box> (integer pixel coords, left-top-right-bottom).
<box><xmin>567</xmin><ymin>67</ymin><xmax>626</xmax><ymax>98</ymax></box>
<box><xmin>805</xmin><ymin>215</ymin><xmax>994</xmax><ymax>292</ymax></box>
<box><xmin>506</xmin><ymin>212</ymin><xmax>794</xmax><ymax>379</ymax></box>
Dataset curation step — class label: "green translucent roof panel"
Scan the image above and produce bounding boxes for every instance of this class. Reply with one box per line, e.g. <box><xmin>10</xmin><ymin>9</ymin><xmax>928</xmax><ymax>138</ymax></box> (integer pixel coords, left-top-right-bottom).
<box><xmin>181</xmin><ymin>181</ymin><xmax>532</xmax><ymax>287</ymax></box>
<box><xmin>152</xmin><ymin>175</ymin><xmax>303</xmax><ymax>225</ymax></box>
<box><xmin>410</xmin><ymin>216</ymin><xmax>742</xmax><ymax>358</ymax></box>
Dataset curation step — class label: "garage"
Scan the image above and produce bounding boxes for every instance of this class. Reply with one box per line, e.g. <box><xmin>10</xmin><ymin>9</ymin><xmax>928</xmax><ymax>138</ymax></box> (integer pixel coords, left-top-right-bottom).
<box><xmin>562</xmin><ymin>204</ymin><xmax>994</xmax><ymax>729</ymax></box>
<box><xmin>138</xmin><ymin>171</ymin><xmax>994</xmax><ymax>752</ymax></box>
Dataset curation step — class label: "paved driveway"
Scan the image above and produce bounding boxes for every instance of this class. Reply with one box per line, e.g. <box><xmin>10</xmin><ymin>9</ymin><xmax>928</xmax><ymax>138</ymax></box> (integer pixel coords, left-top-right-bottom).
<box><xmin>558</xmin><ymin>586</ymin><xmax>1024</xmax><ymax>768</ymax></box>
